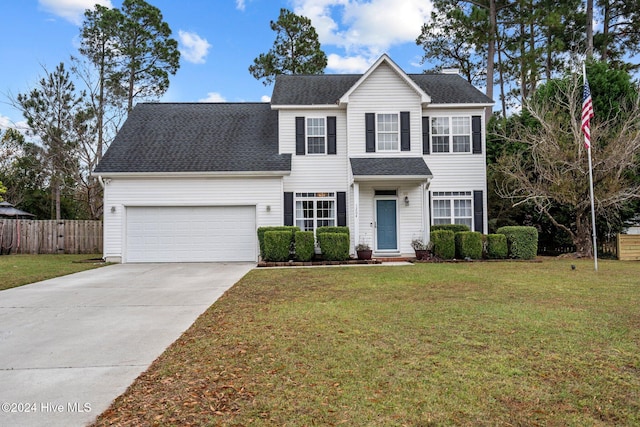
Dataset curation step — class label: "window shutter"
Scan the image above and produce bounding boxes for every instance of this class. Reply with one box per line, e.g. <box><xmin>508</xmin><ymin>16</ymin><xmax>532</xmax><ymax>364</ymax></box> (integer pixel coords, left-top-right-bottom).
<box><xmin>473</xmin><ymin>190</ymin><xmax>483</xmax><ymax>233</ymax></box>
<box><xmin>400</xmin><ymin>111</ymin><xmax>410</xmax><ymax>151</ymax></box>
<box><xmin>327</xmin><ymin>116</ymin><xmax>337</xmax><ymax>155</ymax></box>
<box><xmin>472</xmin><ymin>115</ymin><xmax>482</xmax><ymax>154</ymax></box>
<box><xmin>422</xmin><ymin>116</ymin><xmax>430</xmax><ymax>155</ymax></box>
<box><xmin>296</xmin><ymin>117</ymin><xmax>305</xmax><ymax>155</ymax></box>
<box><xmin>337</xmin><ymin>191</ymin><xmax>347</xmax><ymax>226</ymax></box>
<box><xmin>284</xmin><ymin>192</ymin><xmax>294</xmax><ymax>226</ymax></box>
<box><xmin>365</xmin><ymin>113</ymin><xmax>376</xmax><ymax>152</ymax></box>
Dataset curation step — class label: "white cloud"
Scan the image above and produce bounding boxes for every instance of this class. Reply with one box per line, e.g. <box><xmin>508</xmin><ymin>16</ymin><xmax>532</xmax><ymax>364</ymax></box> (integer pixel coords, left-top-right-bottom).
<box><xmin>236</xmin><ymin>0</ymin><xmax>246</xmax><ymax>11</ymax></box>
<box><xmin>261</xmin><ymin>95</ymin><xmax>271</xmax><ymax>103</ymax></box>
<box><xmin>199</xmin><ymin>92</ymin><xmax>227</xmax><ymax>102</ymax></box>
<box><xmin>178</xmin><ymin>30</ymin><xmax>211</xmax><ymax>64</ymax></box>
<box><xmin>293</xmin><ymin>0</ymin><xmax>433</xmax><ymax>71</ymax></box>
<box><xmin>326</xmin><ymin>53</ymin><xmax>372</xmax><ymax>73</ymax></box>
<box><xmin>38</xmin><ymin>0</ymin><xmax>112</xmax><ymax>25</ymax></box>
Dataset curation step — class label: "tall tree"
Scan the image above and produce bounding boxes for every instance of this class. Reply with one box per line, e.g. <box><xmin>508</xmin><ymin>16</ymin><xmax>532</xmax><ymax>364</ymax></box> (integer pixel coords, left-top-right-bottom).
<box><xmin>107</xmin><ymin>0</ymin><xmax>180</xmax><ymax>112</ymax></box>
<box><xmin>249</xmin><ymin>8</ymin><xmax>327</xmax><ymax>86</ymax></box>
<box><xmin>493</xmin><ymin>63</ymin><xmax>640</xmax><ymax>256</ymax></box>
<box><xmin>14</xmin><ymin>63</ymin><xmax>90</xmax><ymax>220</ymax></box>
<box><xmin>595</xmin><ymin>0</ymin><xmax>640</xmax><ymax>64</ymax></box>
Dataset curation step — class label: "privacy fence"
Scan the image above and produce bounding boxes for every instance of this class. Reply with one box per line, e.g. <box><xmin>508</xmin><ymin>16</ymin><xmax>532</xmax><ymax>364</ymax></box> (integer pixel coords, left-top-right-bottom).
<box><xmin>0</xmin><ymin>220</ymin><xmax>103</xmax><ymax>255</ymax></box>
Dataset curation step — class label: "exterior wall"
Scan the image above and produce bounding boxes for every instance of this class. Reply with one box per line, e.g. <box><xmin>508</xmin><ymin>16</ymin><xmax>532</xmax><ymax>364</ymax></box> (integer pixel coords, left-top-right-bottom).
<box><xmin>102</xmin><ymin>176</ymin><xmax>283</xmax><ymax>262</ymax></box>
<box><xmin>346</xmin><ymin>62</ymin><xmax>424</xmax><ymax>157</ymax></box>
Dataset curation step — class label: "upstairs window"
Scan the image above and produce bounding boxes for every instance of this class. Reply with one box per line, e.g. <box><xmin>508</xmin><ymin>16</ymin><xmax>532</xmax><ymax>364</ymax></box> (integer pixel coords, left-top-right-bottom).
<box><xmin>307</xmin><ymin>118</ymin><xmax>326</xmax><ymax>154</ymax></box>
<box><xmin>431</xmin><ymin>117</ymin><xmax>471</xmax><ymax>153</ymax></box>
<box><xmin>377</xmin><ymin>114</ymin><xmax>399</xmax><ymax>151</ymax></box>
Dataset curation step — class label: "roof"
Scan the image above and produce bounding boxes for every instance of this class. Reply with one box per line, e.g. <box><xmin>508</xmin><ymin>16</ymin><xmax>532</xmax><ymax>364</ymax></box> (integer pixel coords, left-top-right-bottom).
<box><xmin>94</xmin><ymin>103</ymin><xmax>291</xmax><ymax>174</ymax></box>
<box><xmin>0</xmin><ymin>202</ymin><xmax>35</xmax><ymax>218</ymax></box>
<box><xmin>271</xmin><ymin>73</ymin><xmax>493</xmax><ymax>106</ymax></box>
<box><xmin>350</xmin><ymin>157</ymin><xmax>433</xmax><ymax>178</ymax></box>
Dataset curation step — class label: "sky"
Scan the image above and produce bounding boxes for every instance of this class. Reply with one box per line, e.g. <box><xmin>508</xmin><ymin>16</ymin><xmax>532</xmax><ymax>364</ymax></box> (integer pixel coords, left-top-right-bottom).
<box><xmin>0</xmin><ymin>0</ymin><xmax>435</xmax><ymax>130</ymax></box>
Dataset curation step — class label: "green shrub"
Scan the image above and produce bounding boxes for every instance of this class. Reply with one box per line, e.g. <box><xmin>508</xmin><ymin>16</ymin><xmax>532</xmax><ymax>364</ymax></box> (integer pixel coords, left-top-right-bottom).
<box><xmin>497</xmin><ymin>226</ymin><xmax>538</xmax><ymax>259</ymax></box>
<box><xmin>455</xmin><ymin>231</ymin><xmax>483</xmax><ymax>259</ymax></box>
<box><xmin>431</xmin><ymin>229</ymin><xmax>455</xmax><ymax>259</ymax></box>
<box><xmin>317</xmin><ymin>232</ymin><xmax>350</xmax><ymax>261</ymax></box>
<box><xmin>486</xmin><ymin>234</ymin><xmax>508</xmax><ymax>259</ymax></box>
<box><xmin>316</xmin><ymin>226</ymin><xmax>350</xmax><ymax>239</ymax></box>
<box><xmin>257</xmin><ymin>226</ymin><xmax>299</xmax><ymax>258</ymax></box>
<box><xmin>294</xmin><ymin>231</ymin><xmax>315</xmax><ymax>262</ymax></box>
<box><xmin>431</xmin><ymin>224</ymin><xmax>470</xmax><ymax>233</ymax></box>
<box><xmin>264</xmin><ymin>231</ymin><xmax>293</xmax><ymax>262</ymax></box>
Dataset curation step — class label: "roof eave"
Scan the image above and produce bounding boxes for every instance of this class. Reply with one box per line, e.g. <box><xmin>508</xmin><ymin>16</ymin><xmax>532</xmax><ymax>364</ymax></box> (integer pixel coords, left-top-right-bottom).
<box><xmin>92</xmin><ymin>170</ymin><xmax>291</xmax><ymax>178</ymax></box>
<box><xmin>270</xmin><ymin>103</ymin><xmax>343</xmax><ymax>110</ymax></box>
<box><xmin>425</xmin><ymin>102</ymin><xmax>495</xmax><ymax>109</ymax></box>
<box><xmin>353</xmin><ymin>174</ymin><xmax>433</xmax><ymax>182</ymax></box>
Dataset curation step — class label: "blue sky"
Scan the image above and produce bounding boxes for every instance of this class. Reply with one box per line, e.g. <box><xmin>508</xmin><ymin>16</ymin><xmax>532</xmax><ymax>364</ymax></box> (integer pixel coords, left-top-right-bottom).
<box><xmin>0</xmin><ymin>0</ymin><xmax>434</xmax><ymax>129</ymax></box>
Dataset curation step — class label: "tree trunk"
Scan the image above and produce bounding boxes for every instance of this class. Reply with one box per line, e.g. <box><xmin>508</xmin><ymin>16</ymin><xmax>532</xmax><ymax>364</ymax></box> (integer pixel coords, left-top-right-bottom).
<box><xmin>586</xmin><ymin>0</ymin><xmax>594</xmax><ymax>58</ymax></box>
<box><xmin>486</xmin><ymin>0</ymin><xmax>497</xmax><ymax>123</ymax></box>
<box><xmin>573</xmin><ymin>212</ymin><xmax>593</xmax><ymax>257</ymax></box>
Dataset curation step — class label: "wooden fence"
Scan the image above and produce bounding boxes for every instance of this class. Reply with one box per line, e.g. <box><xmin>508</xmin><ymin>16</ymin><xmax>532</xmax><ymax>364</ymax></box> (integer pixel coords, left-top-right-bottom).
<box><xmin>617</xmin><ymin>234</ymin><xmax>640</xmax><ymax>261</ymax></box>
<box><xmin>0</xmin><ymin>219</ymin><xmax>102</xmax><ymax>255</ymax></box>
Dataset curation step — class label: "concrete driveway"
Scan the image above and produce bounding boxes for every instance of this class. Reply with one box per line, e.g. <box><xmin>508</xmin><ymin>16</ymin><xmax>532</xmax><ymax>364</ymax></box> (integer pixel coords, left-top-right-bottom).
<box><xmin>0</xmin><ymin>262</ymin><xmax>254</xmax><ymax>427</ymax></box>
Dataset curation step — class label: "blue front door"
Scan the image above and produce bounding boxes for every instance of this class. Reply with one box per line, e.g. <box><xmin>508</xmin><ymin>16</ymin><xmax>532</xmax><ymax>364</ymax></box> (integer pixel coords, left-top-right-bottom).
<box><xmin>376</xmin><ymin>199</ymin><xmax>397</xmax><ymax>251</ymax></box>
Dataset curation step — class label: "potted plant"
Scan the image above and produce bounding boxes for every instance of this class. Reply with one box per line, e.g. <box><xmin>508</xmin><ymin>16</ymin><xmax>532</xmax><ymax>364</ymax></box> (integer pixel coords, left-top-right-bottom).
<box><xmin>356</xmin><ymin>242</ymin><xmax>372</xmax><ymax>260</ymax></box>
<box><xmin>411</xmin><ymin>238</ymin><xmax>432</xmax><ymax>260</ymax></box>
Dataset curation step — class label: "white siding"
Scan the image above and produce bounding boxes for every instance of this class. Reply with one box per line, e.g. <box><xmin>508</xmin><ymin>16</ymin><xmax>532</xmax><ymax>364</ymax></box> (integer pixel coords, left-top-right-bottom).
<box><xmin>103</xmin><ymin>176</ymin><xmax>282</xmax><ymax>262</ymax></box>
<box><xmin>347</xmin><ymin>63</ymin><xmax>424</xmax><ymax>157</ymax></box>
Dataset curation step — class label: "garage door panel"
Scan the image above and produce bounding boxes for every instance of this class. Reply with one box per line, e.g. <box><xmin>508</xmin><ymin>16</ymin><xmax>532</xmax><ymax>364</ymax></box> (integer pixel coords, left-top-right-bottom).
<box><xmin>125</xmin><ymin>206</ymin><xmax>256</xmax><ymax>263</ymax></box>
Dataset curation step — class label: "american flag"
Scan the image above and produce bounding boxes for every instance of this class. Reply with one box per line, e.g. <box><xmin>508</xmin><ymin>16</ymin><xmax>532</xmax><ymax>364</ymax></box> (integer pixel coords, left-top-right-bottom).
<box><xmin>581</xmin><ymin>75</ymin><xmax>595</xmax><ymax>149</ymax></box>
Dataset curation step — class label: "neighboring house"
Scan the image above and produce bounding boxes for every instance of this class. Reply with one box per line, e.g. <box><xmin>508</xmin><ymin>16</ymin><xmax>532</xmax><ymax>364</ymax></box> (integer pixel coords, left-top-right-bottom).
<box><xmin>94</xmin><ymin>54</ymin><xmax>493</xmax><ymax>263</ymax></box>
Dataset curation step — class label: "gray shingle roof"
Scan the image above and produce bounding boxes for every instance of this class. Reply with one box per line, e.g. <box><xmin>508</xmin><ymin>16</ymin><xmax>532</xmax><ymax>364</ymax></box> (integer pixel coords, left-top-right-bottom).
<box><xmin>350</xmin><ymin>157</ymin><xmax>433</xmax><ymax>177</ymax></box>
<box><xmin>271</xmin><ymin>73</ymin><xmax>493</xmax><ymax>105</ymax></box>
<box><xmin>94</xmin><ymin>103</ymin><xmax>291</xmax><ymax>174</ymax></box>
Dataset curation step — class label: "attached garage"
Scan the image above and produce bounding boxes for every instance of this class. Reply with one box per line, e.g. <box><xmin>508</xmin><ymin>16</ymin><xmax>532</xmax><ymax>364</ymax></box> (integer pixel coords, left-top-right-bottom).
<box><xmin>125</xmin><ymin>206</ymin><xmax>256</xmax><ymax>263</ymax></box>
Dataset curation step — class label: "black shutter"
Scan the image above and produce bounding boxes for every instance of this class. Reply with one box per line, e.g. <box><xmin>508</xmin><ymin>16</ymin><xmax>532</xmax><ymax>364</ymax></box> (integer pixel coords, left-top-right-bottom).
<box><xmin>473</xmin><ymin>190</ymin><xmax>483</xmax><ymax>233</ymax></box>
<box><xmin>422</xmin><ymin>116</ymin><xmax>430</xmax><ymax>155</ymax></box>
<box><xmin>284</xmin><ymin>192</ymin><xmax>294</xmax><ymax>226</ymax></box>
<box><xmin>428</xmin><ymin>190</ymin><xmax>432</xmax><ymax>225</ymax></box>
<box><xmin>365</xmin><ymin>113</ymin><xmax>375</xmax><ymax>152</ymax></box>
<box><xmin>400</xmin><ymin>111</ymin><xmax>410</xmax><ymax>151</ymax></box>
<box><xmin>327</xmin><ymin>116</ymin><xmax>337</xmax><ymax>155</ymax></box>
<box><xmin>296</xmin><ymin>117</ymin><xmax>305</xmax><ymax>155</ymax></box>
<box><xmin>472</xmin><ymin>115</ymin><xmax>482</xmax><ymax>154</ymax></box>
<box><xmin>337</xmin><ymin>191</ymin><xmax>347</xmax><ymax>226</ymax></box>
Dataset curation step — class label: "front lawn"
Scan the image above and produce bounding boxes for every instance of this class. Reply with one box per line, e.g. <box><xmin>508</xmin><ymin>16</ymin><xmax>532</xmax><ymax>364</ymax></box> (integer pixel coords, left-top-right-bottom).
<box><xmin>94</xmin><ymin>259</ymin><xmax>640</xmax><ymax>426</ymax></box>
<box><xmin>0</xmin><ymin>254</ymin><xmax>106</xmax><ymax>291</ymax></box>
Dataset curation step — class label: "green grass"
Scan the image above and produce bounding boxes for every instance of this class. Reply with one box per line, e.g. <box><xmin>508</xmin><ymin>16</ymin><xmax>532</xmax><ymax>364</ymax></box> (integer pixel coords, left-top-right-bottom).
<box><xmin>0</xmin><ymin>254</ymin><xmax>106</xmax><ymax>291</ymax></box>
<box><xmin>94</xmin><ymin>259</ymin><xmax>640</xmax><ymax>426</ymax></box>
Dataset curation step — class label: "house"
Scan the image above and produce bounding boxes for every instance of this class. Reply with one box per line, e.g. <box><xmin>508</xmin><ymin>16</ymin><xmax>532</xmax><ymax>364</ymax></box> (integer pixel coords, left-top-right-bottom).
<box><xmin>94</xmin><ymin>54</ymin><xmax>493</xmax><ymax>263</ymax></box>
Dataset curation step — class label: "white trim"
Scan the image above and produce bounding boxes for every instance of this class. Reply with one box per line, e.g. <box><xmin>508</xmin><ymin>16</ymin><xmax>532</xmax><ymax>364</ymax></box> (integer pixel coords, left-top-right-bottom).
<box><xmin>425</xmin><ymin>103</ymin><xmax>494</xmax><ymax>109</ymax></box>
<box><xmin>354</xmin><ymin>175</ymin><xmax>432</xmax><ymax>182</ymax></box>
<box><xmin>93</xmin><ymin>171</ymin><xmax>291</xmax><ymax>178</ymax></box>
<box><xmin>271</xmin><ymin>104</ymin><xmax>343</xmax><ymax>110</ymax></box>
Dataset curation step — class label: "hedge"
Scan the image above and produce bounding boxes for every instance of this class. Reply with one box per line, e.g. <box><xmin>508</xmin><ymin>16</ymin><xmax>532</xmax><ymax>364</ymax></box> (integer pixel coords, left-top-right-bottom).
<box><xmin>257</xmin><ymin>226</ymin><xmax>299</xmax><ymax>258</ymax></box>
<box><xmin>316</xmin><ymin>226</ymin><xmax>350</xmax><ymax>239</ymax></box>
<box><xmin>431</xmin><ymin>224</ymin><xmax>470</xmax><ymax>233</ymax></box>
<box><xmin>264</xmin><ymin>231</ymin><xmax>293</xmax><ymax>262</ymax></box>
<box><xmin>455</xmin><ymin>231</ymin><xmax>483</xmax><ymax>259</ymax></box>
<box><xmin>485</xmin><ymin>234</ymin><xmax>508</xmax><ymax>259</ymax></box>
<box><xmin>496</xmin><ymin>226</ymin><xmax>538</xmax><ymax>259</ymax></box>
<box><xmin>317</xmin><ymin>232</ymin><xmax>350</xmax><ymax>261</ymax></box>
<box><xmin>294</xmin><ymin>231</ymin><xmax>315</xmax><ymax>262</ymax></box>
<box><xmin>431</xmin><ymin>229</ymin><xmax>455</xmax><ymax>259</ymax></box>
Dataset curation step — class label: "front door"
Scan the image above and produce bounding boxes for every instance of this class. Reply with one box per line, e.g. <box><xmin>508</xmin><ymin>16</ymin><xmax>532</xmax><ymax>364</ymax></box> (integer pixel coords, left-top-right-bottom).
<box><xmin>376</xmin><ymin>199</ymin><xmax>398</xmax><ymax>251</ymax></box>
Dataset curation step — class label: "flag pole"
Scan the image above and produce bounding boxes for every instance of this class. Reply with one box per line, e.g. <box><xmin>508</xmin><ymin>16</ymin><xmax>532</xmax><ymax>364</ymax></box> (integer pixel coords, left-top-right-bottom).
<box><xmin>583</xmin><ymin>62</ymin><xmax>598</xmax><ymax>271</ymax></box>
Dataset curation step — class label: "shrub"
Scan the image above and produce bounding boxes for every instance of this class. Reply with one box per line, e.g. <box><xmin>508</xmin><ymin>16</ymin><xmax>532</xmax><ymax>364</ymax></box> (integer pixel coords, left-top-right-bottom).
<box><xmin>257</xmin><ymin>226</ymin><xmax>299</xmax><ymax>258</ymax></box>
<box><xmin>264</xmin><ymin>231</ymin><xmax>293</xmax><ymax>262</ymax></box>
<box><xmin>497</xmin><ymin>226</ymin><xmax>538</xmax><ymax>259</ymax></box>
<box><xmin>431</xmin><ymin>224</ymin><xmax>470</xmax><ymax>233</ymax></box>
<box><xmin>316</xmin><ymin>226</ymin><xmax>350</xmax><ymax>239</ymax></box>
<box><xmin>455</xmin><ymin>231</ymin><xmax>483</xmax><ymax>259</ymax></box>
<box><xmin>294</xmin><ymin>231</ymin><xmax>315</xmax><ymax>262</ymax></box>
<box><xmin>317</xmin><ymin>232</ymin><xmax>350</xmax><ymax>261</ymax></box>
<box><xmin>486</xmin><ymin>234</ymin><xmax>508</xmax><ymax>259</ymax></box>
<box><xmin>431</xmin><ymin>229</ymin><xmax>455</xmax><ymax>259</ymax></box>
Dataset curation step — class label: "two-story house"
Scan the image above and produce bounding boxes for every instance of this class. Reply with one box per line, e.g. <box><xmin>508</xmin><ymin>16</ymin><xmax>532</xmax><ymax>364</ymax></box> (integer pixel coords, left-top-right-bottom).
<box><xmin>94</xmin><ymin>54</ymin><xmax>493</xmax><ymax>263</ymax></box>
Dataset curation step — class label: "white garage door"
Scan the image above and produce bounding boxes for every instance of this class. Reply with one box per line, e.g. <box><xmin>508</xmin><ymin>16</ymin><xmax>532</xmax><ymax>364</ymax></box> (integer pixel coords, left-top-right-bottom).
<box><xmin>125</xmin><ymin>206</ymin><xmax>256</xmax><ymax>263</ymax></box>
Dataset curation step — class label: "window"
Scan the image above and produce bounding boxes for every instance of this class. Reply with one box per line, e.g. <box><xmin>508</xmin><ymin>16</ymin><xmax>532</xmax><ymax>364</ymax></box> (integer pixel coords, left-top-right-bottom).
<box><xmin>431</xmin><ymin>117</ymin><xmax>471</xmax><ymax>153</ymax></box>
<box><xmin>295</xmin><ymin>192</ymin><xmax>336</xmax><ymax>232</ymax></box>
<box><xmin>432</xmin><ymin>191</ymin><xmax>473</xmax><ymax>229</ymax></box>
<box><xmin>377</xmin><ymin>114</ymin><xmax>398</xmax><ymax>151</ymax></box>
<box><xmin>307</xmin><ymin>118</ymin><xmax>326</xmax><ymax>154</ymax></box>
